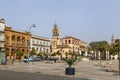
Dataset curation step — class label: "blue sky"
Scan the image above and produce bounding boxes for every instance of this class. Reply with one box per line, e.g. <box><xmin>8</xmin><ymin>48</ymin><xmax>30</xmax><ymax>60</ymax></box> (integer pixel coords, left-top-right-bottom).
<box><xmin>1</xmin><ymin>0</ymin><xmax>120</xmax><ymax>43</ymax></box>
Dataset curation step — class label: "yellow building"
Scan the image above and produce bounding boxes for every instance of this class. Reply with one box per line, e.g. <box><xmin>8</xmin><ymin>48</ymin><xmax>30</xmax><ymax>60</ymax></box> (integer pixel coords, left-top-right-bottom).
<box><xmin>51</xmin><ymin>23</ymin><xmax>88</xmax><ymax>57</ymax></box>
<box><xmin>51</xmin><ymin>23</ymin><xmax>62</xmax><ymax>53</ymax></box>
<box><xmin>0</xmin><ymin>18</ymin><xmax>30</xmax><ymax>59</ymax></box>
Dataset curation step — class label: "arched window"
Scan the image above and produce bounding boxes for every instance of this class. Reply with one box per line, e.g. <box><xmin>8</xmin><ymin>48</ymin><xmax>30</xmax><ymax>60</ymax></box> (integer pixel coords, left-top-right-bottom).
<box><xmin>11</xmin><ymin>35</ymin><xmax>15</xmax><ymax>44</ymax></box>
<box><xmin>11</xmin><ymin>35</ymin><xmax>15</xmax><ymax>41</ymax></box>
<box><xmin>22</xmin><ymin>37</ymin><xmax>25</xmax><ymax>43</ymax></box>
<box><xmin>17</xmin><ymin>36</ymin><xmax>20</xmax><ymax>41</ymax></box>
<box><xmin>68</xmin><ymin>40</ymin><xmax>71</xmax><ymax>44</ymax></box>
<box><xmin>65</xmin><ymin>40</ymin><xmax>67</xmax><ymax>44</ymax></box>
<box><xmin>17</xmin><ymin>36</ymin><xmax>20</xmax><ymax>44</ymax></box>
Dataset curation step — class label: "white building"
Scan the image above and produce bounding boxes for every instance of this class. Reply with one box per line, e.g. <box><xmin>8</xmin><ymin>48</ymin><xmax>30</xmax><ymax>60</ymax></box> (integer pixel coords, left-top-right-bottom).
<box><xmin>30</xmin><ymin>35</ymin><xmax>50</xmax><ymax>55</ymax></box>
<box><xmin>0</xmin><ymin>18</ymin><xmax>5</xmax><ymax>48</ymax></box>
<box><xmin>0</xmin><ymin>18</ymin><xmax>6</xmax><ymax>64</ymax></box>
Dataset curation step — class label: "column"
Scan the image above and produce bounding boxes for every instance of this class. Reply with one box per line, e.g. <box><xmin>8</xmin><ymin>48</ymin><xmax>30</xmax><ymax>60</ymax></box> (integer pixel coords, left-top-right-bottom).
<box><xmin>98</xmin><ymin>51</ymin><xmax>101</xmax><ymax>60</ymax></box>
<box><xmin>85</xmin><ymin>51</ymin><xmax>88</xmax><ymax>56</ymax></box>
<box><xmin>106</xmin><ymin>51</ymin><xmax>109</xmax><ymax>60</ymax></box>
<box><xmin>79</xmin><ymin>51</ymin><xmax>81</xmax><ymax>55</ymax></box>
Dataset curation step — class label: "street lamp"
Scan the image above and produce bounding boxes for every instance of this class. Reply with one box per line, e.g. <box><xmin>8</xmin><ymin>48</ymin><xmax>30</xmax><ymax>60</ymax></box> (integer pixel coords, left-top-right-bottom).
<box><xmin>29</xmin><ymin>24</ymin><xmax>36</xmax><ymax>33</ymax></box>
<box><xmin>27</xmin><ymin>24</ymin><xmax>36</xmax><ymax>57</ymax></box>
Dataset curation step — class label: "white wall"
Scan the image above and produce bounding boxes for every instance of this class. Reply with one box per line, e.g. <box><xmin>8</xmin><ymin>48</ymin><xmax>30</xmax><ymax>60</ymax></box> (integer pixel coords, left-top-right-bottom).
<box><xmin>30</xmin><ymin>37</ymin><xmax>50</xmax><ymax>54</ymax></box>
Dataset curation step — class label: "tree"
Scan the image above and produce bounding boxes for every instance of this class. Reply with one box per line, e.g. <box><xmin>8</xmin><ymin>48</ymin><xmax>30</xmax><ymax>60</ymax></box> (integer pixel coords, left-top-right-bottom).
<box><xmin>97</xmin><ymin>41</ymin><xmax>110</xmax><ymax>60</ymax></box>
<box><xmin>89</xmin><ymin>41</ymin><xmax>109</xmax><ymax>60</ymax></box>
<box><xmin>29</xmin><ymin>48</ymin><xmax>36</xmax><ymax>57</ymax></box>
<box><xmin>11</xmin><ymin>49</ymin><xmax>16</xmax><ymax>65</ymax></box>
<box><xmin>51</xmin><ymin>52</ymin><xmax>57</xmax><ymax>56</ymax></box>
<box><xmin>89</xmin><ymin>41</ymin><xmax>99</xmax><ymax>59</ymax></box>
<box><xmin>56</xmin><ymin>51</ymin><xmax>61</xmax><ymax>55</ymax></box>
<box><xmin>65</xmin><ymin>56</ymin><xmax>77</xmax><ymax>68</ymax></box>
<box><xmin>16</xmin><ymin>50</ymin><xmax>23</xmax><ymax>62</ymax></box>
<box><xmin>113</xmin><ymin>39</ymin><xmax>120</xmax><ymax>75</ymax></box>
<box><xmin>65</xmin><ymin>52</ymin><xmax>77</xmax><ymax>75</ymax></box>
<box><xmin>109</xmin><ymin>46</ymin><xmax>117</xmax><ymax>56</ymax></box>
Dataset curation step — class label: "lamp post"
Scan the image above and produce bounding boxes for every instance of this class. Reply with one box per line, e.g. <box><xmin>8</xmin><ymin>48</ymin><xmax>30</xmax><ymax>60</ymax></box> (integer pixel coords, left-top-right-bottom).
<box><xmin>29</xmin><ymin>24</ymin><xmax>36</xmax><ymax>33</ymax></box>
<box><xmin>27</xmin><ymin>24</ymin><xmax>36</xmax><ymax>57</ymax></box>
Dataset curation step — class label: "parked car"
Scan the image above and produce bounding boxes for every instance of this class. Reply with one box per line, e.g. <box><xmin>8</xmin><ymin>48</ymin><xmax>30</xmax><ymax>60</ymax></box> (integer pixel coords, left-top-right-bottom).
<box><xmin>23</xmin><ymin>57</ymin><xmax>33</xmax><ymax>63</ymax></box>
<box><xmin>33</xmin><ymin>56</ymin><xmax>41</xmax><ymax>61</ymax></box>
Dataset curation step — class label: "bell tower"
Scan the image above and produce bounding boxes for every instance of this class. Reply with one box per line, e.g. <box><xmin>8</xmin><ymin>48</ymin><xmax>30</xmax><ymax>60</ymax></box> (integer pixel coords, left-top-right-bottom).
<box><xmin>52</xmin><ymin>23</ymin><xmax>60</xmax><ymax>39</ymax></box>
<box><xmin>111</xmin><ymin>34</ymin><xmax>115</xmax><ymax>45</ymax></box>
<box><xmin>51</xmin><ymin>23</ymin><xmax>62</xmax><ymax>53</ymax></box>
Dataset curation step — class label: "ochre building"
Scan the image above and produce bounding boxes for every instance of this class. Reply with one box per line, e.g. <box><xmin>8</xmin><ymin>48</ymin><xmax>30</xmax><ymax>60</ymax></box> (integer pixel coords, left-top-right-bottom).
<box><xmin>0</xmin><ymin>18</ymin><xmax>30</xmax><ymax>59</ymax></box>
<box><xmin>51</xmin><ymin>23</ymin><xmax>88</xmax><ymax>58</ymax></box>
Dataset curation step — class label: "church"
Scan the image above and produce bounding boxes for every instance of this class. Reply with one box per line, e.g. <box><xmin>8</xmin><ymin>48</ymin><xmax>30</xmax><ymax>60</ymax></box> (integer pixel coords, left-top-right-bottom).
<box><xmin>51</xmin><ymin>23</ymin><xmax>88</xmax><ymax>58</ymax></box>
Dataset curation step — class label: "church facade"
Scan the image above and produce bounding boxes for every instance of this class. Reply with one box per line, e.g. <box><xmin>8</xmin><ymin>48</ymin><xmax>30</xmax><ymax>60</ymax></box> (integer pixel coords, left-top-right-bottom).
<box><xmin>51</xmin><ymin>24</ymin><xmax>88</xmax><ymax>58</ymax></box>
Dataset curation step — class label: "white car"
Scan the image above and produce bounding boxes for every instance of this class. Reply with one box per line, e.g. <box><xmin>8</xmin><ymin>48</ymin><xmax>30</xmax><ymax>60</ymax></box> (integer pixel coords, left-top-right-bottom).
<box><xmin>23</xmin><ymin>57</ymin><xmax>33</xmax><ymax>63</ymax></box>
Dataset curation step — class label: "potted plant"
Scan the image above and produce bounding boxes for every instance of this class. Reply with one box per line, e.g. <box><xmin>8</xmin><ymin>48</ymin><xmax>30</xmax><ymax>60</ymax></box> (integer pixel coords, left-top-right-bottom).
<box><xmin>65</xmin><ymin>55</ymin><xmax>77</xmax><ymax>75</ymax></box>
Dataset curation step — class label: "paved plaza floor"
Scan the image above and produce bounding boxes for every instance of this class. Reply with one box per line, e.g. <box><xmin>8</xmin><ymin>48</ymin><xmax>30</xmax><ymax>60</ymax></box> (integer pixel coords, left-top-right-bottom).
<box><xmin>0</xmin><ymin>60</ymin><xmax>120</xmax><ymax>80</ymax></box>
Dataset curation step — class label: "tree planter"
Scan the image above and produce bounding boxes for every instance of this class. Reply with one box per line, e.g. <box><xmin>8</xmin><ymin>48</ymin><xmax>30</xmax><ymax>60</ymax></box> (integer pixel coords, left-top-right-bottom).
<box><xmin>64</xmin><ymin>53</ymin><xmax>77</xmax><ymax>75</ymax></box>
<box><xmin>65</xmin><ymin>68</ymin><xmax>75</xmax><ymax>75</ymax></box>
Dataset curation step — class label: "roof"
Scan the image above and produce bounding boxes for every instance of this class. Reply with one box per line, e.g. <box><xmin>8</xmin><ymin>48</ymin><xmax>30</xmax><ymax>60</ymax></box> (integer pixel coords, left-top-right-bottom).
<box><xmin>62</xmin><ymin>36</ymin><xmax>80</xmax><ymax>41</ymax></box>
<box><xmin>31</xmin><ymin>35</ymin><xmax>50</xmax><ymax>41</ymax></box>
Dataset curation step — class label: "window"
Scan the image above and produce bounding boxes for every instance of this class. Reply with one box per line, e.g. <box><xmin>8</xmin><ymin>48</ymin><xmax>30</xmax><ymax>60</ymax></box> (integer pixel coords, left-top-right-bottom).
<box><xmin>17</xmin><ymin>36</ymin><xmax>20</xmax><ymax>41</ymax></box>
<box><xmin>43</xmin><ymin>42</ymin><xmax>45</xmax><ymax>45</ymax></box>
<box><xmin>36</xmin><ymin>41</ymin><xmax>38</xmax><ymax>43</ymax></box>
<box><xmin>68</xmin><ymin>40</ymin><xmax>71</xmax><ymax>44</ymax></box>
<box><xmin>12</xmin><ymin>35</ymin><xmax>15</xmax><ymax>41</ymax></box>
<box><xmin>32</xmin><ymin>40</ymin><xmax>34</xmax><ymax>43</ymax></box>
<box><xmin>40</xmin><ymin>48</ymin><xmax>42</xmax><ymax>52</ymax></box>
<box><xmin>36</xmin><ymin>47</ymin><xmax>38</xmax><ymax>52</ymax></box>
<box><xmin>22</xmin><ymin>37</ymin><xmax>25</xmax><ymax>43</ymax></box>
<box><xmin>65</xmin><ymin>40</ymin><xmax>67</xmax><ymax>44</ymax></box>
<box><xmin>40</xmin><ymin>41</ymin><xmax>42</xmax><ymax>44</ymax></box>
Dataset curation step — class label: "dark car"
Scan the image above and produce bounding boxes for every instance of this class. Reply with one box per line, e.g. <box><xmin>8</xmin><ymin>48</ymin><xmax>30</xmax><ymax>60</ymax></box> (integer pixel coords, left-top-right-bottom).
<box><xmin>33</xmin><ymin>57</ymin><xmax>41</xmax><ymax>61</ymax></box>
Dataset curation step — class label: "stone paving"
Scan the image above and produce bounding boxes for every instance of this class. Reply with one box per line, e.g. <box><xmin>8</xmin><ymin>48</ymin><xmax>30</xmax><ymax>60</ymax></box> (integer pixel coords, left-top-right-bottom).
<box><xmin>0</xmin><ymin>60</ymin><xmax>120</xmax><ymax>80</ymax></box>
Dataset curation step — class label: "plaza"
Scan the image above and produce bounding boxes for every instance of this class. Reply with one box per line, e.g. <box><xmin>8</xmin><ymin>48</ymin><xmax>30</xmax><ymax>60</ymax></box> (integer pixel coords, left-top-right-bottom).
<box><xmin>0</xmin><ymin>60</ymin><xmax>120</xmax><ymax>80</ymax></box>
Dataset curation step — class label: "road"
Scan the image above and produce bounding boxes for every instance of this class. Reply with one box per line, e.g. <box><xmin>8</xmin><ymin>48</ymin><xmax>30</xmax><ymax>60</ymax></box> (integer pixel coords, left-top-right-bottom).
<box><xmin>0</xmin><ymin>60</ymin><xmax>120</xmax><ymax>80</ymax></box>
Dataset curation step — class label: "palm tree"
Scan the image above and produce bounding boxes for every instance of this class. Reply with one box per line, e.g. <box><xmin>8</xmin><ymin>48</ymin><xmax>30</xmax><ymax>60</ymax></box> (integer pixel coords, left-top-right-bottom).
<box><xmin>65</xmin><ymin>52</ymin><xmax>77</xmax><ymax>75</ymax></box>
<box><xmin>97</xmin><ymin>41</ymin><xmax>110</xmax><ymax>60</ymax></box>
<box><xmin>109</xmin><ymin>45</ymin><xmax>117</xmax><ymax>56</ymax></box>
<box><xmin>89</xmin><ymin>41</ymin><xmax>109</xmax><ymax>60</ymax></box>
<box><xmin>89</xmin><ymin>41</ymin><xmax>99</xmax><ymax>59</ymax></box>
<box><xmin>114</xmin><ymin>39</ymin><xmax>120</xmax><ymax>74</ymax></box>
<box><xmin>65</xmin><ymin>56</ymin><xmax>77</xmax><ymax>68</ymax></box>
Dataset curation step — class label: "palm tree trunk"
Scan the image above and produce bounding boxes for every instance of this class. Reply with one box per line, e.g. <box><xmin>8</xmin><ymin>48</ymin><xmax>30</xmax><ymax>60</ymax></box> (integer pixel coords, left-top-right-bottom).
<box><xmin>69</xmin><ymin>65</ymin><xmax>71</xmax><ymax>68</ymax></box>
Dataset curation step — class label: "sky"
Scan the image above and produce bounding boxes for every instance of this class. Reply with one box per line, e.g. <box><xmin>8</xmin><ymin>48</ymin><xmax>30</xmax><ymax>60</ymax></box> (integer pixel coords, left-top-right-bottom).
<box><xmin>1</xmin><ymin>0</ymin><xmax>120</xmax><ymax>43</ymax></box>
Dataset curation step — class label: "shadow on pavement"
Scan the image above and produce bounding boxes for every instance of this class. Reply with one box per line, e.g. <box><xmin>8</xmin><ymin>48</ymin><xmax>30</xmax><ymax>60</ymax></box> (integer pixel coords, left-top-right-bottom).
<box><xmin>0</xmin><ymin>70</ymin><xmax>92</xmax><ymax>80</ymax></box>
